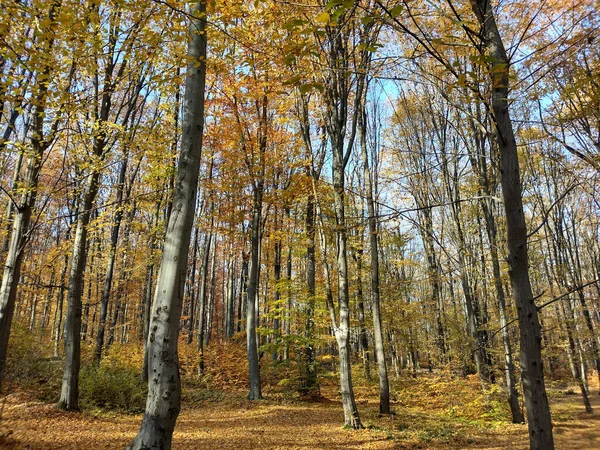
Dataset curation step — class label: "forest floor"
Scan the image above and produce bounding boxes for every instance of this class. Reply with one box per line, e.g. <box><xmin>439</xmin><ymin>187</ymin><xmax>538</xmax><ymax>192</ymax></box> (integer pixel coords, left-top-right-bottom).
<box><xmin>1</xmin><ymin>376</ymin><xmax>600</xmax><ymax>449</ymax></box>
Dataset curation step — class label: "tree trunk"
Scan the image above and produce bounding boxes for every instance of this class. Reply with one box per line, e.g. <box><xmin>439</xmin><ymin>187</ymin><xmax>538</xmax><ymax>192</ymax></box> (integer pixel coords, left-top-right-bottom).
<box><xmin>53</xmin><ymin>255</ymin><xmax>69</xmax><ymax>358</ymax></box>
<box><xmin>246</xmin><ymin>187</ymin><xmax>263</xmax><ymax>400</ymax></box>
<box><xmin>94</xmin><ymin>148</ymin><xmax>129</xmax><ymax>363</ymax></box>
<box><xmin>332</xmin><ymin>148</ymin><xmax>362</xmax><ymax>428</ymax></box>
<box><xmin>185</xmin><ymin>226</ymin><xmax>198</xmax><ymax>344</ymax></box>
<box><xmin>272</xmin><ymin>214</ymin><xmax>282</xmax><ymax>362</ymax></box>
<box><xmin>237</xmin><ymin>251</ymin><xmax>249</xmax><ymax>333</ymax></box>
<box><xmin>57</xmin><ymin>165</ymin><xmax>102</xmax><ymax>411</ymax></box>
<box><xmin>468</xmin><ymin>1</ymin><xmax>554</xmax><ymax>447</ymax></box>
<box><xmin>353</xmin><ymin>248</ymin><xmax>371</xmax><ymax>379</ymax></box>
<box><xmin>204</xmin><ymin>236</ymin><xmax>217</xmax><ymax>347</ymax></box>
<box><xmin>197</xmin><ymin>230</ymin><xmax>212</xmax><ymax>374</ymax></box>
<box><xmin>300</xmin><ymin>193</ymin><xmax>318</xmax><ymax>394</ymax></box>
<box><xmin>225</xmin><ymin>253</ymin><xmax>235</xmax><ymax>338</ymax></box>
<box><xmin>127</xmin><ymin>2</ymin><xmax>206</xmax><ymax>447</ymax></box>
<box><xmin>359</xmin><ymin>100</ymin><xmax>390</xmax><ymax>414</ymax></box>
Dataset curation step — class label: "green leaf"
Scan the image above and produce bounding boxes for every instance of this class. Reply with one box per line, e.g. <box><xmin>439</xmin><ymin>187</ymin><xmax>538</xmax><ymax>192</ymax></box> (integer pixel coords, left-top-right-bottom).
<box><xmin>361</xmin><ymin>16</ymin><xmax>374</xmax><ymax>25</ymax></box>
<box><xmin>390</xmin><ymin>4</ymin><xmax>403</xmax><ymax>18</ymax></box>
<box><xmin>300</xmin><ymin>82</ymin><xmax>324</xmax><ymax>94</ymax></box>
<box><xmin>283</xmin><ymin>18</ymin><xmax>305</xmax><ymax>30</ymax></box>
<box><xmin>325</xmin><ymin>0</ymin><xmax>344</xmax><ymax>10</ymax></box>
<box><xmin>284</xmin><ymin>54</ymin><xmax>296</xmax><ymax>66</ymax></box>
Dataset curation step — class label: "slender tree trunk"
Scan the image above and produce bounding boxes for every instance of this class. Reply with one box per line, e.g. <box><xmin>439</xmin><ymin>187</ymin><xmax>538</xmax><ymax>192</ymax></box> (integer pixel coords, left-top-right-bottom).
<box><xmin>107</xmin><ymin>218</ymin><xmax>133</xmax><ymax>352</ymax></box>
<box><xmin>187</xmin><ymin>226</ymin><xmax>199</xmax><ymax>344</ymax></box>
<box><xmin>204</xmin><ymin>236</ymin><xmax>217</xmax><ymax>347</ymax></box>
<box><xmin>332</xmin><ymin>149</ymin><xmax>362</xmax><ymax>428</ymax></box>
<box><xmin>197</xmin><ymin>231</ymin><xmax>212</xmax><ymax>374</ymax></box>
<box><xmin>272</xmin><ymin>214</ymin><xmax>282</xmax><ymax>362</ymax></box>
<box><xmin>127</xmin><ymin>2</ymin><xmax>207</xmax><ymax>447</ymax></box>
<box><xmin>284</xmin><ymin>240</ymin><xmax>292</xmax><ymax>360</ymax></box>
<box><xmin>359</xmin><ymin>100</ymin><xmax>390</xmax><ymax>414</ymax></box>
<box><xmin>57</xmin><ymin>167</ymin><xmax>102</xmax><ymax>410</ymax></box>
<box><xmin>300</xmin><ymin>193</ymin><xmax>318</xmax><ymax>394</ymax></box>
<box><xmin>53</xmin><ymin>255</ymin><xmax>68</xmax><ymax>358</ymax></box>
<box><xmin>41</xmin><ymin>271</ymin><xmax>55</xmax><ymax>331</ymax></box>
<box><xmin>560</xmin><ymin>292</ymin><xmax>592</xmax><ymax>412</ymax></box>
<box><xmin>225</xmin><ymin>253</ymin><xmax>235</xmax><ymax>338</ymax></box>
<box><xmin>237</xmin><ymin>252</ymin><xmax>248</xmax><ymax>333</ymax></box>
<box><xmin>246</xmin><ymin>187</ymin><xmax>263</xmax><ymax>400</ymax></box>
<box><xmin>353</xmin><ymin>248</ymin><xmax>371</xmax><ymax>379</ymax></box>
<box><xmin>468</xmin><ymin>1</ymin><xmax>554</xmax><ymax>447</ymax></box>
<box><xmin>94</xmin><ymin>149</ymin><xmax>129</xmax><ymax>363</ymax></box>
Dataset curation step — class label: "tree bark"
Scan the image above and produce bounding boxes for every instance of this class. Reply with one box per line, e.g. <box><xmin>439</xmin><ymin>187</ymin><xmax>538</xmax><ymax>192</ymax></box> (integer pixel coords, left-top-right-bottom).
<box><xmin>246</xmin><ymin>187</ymin><xmax>263</xmax><ymax>400</ymax></box>
<box><xmin>359</xmin><ymin>98</ymin><xmax>390</xmax><ymax>414</ymax></box>
<box><xmin>271</xmin><ymin>213</ymin><xmax>282</xmax><ymax>362</ymax></box>
<box><xmin>197</xmin><ymin>230</ymin><xmax>212</xmax><ymax>375</ymax></box>
<box><xmin>468</xmin><ymin>1</ymin><xmax>555</xmax><ymax>447</ymax></box>
<box><xmin>94</xmin><ymin>148</ymin><xmax>130</xmax><ymax>363</ymax></box>
<box><xmin>57</xmin><ymin>168</ymin><xmax>102</xmax><ymax>410</ymax></box>
<box><xmin>127</xmin><ymin>2</ymin><xmax>207</xmax><ymax>447</ymax></box>
<box><xmin>187</xmin><ymin>226</ymin><xmax>200</xmax><ymax>344</ymax></box>
<box><xmin>300</xmin><ymin>192</ymin><xmax>318</xmax><ymax>394</ymax></box>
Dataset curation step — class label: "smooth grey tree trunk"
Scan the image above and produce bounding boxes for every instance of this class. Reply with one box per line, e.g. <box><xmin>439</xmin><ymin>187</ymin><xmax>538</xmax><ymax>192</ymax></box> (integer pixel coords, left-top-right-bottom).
<box><xmin>186</xmin><ymin>226</ymin><xmax>199</xmax><ymax>344</ymax></box>
<box><xmin>57</xmin><ymin>169</ymin><xmax>102</xmax><ymax>410</ymax></box>
<box><xmin>301</xmin><ymin>193</ymin><xmax>318</xmax><ymax>394</ymax></box>
<box><xmin>271</xmin><ymin>214</ymin><xmax>282</xmax><ymax>362</ymax></box>
<box><xmin>359</xmin><ymin>100</ymin><xmax>390</xmax><ymax>415</ymax></box>
<box><xmin>468</xmin><ymin>1</ymin><xmax>554</xmax><ymax>447</ymax></box>
<box><xmin>197</xmin><ymin>231</ymin><xmax>212</xmax><ymax>374</ymax></box>
<box><xmin>126</xmin><ymin>2</ymin><xmax>207</xmax><ymax>447</ymax></box>
<box><xmin>94</xmin><ymin>148</ymin><xmax>129</xmax><ymax>363</ymax></box>
<box><xmin>332</xmin><ymin>149</ymin><xmax>362</xmax><ymax>429</ymax></box>
<box><xmin>353</xmin><ymin>248</ymin><xmax>371</xmax><ymax>379</ymax></box>
<box><xmin>246</xmin><ymin>187</ymin><xmax>263</xmax><ymax>400</ymax></box>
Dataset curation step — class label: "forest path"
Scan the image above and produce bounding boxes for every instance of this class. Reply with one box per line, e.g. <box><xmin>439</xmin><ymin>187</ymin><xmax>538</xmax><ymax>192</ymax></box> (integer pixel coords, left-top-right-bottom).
<box><xmin>1</xmin><ymin>385</ymin><xmax>599</xmax><ymax>449</ymax></box>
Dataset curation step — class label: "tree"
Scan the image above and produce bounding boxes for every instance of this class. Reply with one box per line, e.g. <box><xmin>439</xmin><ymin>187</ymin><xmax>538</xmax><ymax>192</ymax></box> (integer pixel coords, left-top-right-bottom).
<box><xmin>127</xmin><ymin>1</ymin><xmax>207</xmax><ymax>447</ymax></box>
<box><xmin>467</xmin><ymin>0</ymin><xmax>555</xmax><ymax>447</ymax></box>
<box><xmin>58</xmin><ymin>2</ymin><xmax>149</xmax><ymax>410</ymax></box>
<box><xmin>313</xmin><ymin>1</ymin><xmax>378</xmax><ymax>428</ymax></box>
<box><xmin>358</xmin><ymin>88</ymin><xmax>390</xmax><ymax>414</ymax></box>
<box><xmin>0</xmin><ymin>0</ymin><xmax>65</xmax><ymax>388</ymax></box>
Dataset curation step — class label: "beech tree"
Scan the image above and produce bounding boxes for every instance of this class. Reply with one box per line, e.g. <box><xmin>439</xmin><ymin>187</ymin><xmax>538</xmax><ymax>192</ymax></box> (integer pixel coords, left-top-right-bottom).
<box><xmin>467</xmin><ymin>0</ymin><xmax>554</xmax><ymax>447</ymax></box>
<box><xmin>0</xmin><ymin>0</ymin><xmax>66</xmax><ymax>388</ymax></box>
<box><xmin>127</xmin><ymin>1</ymin><xmax>207</xmax><ymax>447</ymax></box>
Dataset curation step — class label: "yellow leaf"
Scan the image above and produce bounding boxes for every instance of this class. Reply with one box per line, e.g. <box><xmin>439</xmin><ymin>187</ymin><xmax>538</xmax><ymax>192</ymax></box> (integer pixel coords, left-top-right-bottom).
<box><xmin>315</xmin><ymin>11</ymin><xmax>330</xmax><ymax>24</ymax></box>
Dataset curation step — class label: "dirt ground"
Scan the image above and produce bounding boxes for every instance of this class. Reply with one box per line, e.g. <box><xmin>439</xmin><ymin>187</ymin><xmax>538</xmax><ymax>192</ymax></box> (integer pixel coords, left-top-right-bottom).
<box><xmin>1</xmin><ymin>384</ymin><xmax>599</xmax><ymax>450</ymax></box>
